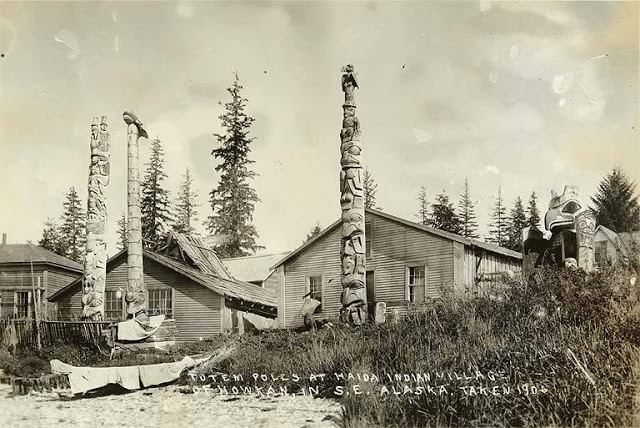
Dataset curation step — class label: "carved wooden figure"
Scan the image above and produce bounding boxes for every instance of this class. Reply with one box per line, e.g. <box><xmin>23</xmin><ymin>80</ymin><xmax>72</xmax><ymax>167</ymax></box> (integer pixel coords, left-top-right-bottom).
<box><xmin>82</xmin><ymin>116</ymin><xmax>110</xmax><ymax>320</ymax></box>
<box><xmin>123</xmin><ymin>111</ymin><xmax>148</xmax><ymax>317</ymax></box>
<box><xmin>339</xmin><ymin>64</ymin><xmax>367</xmax><ymax>325</ymax></box>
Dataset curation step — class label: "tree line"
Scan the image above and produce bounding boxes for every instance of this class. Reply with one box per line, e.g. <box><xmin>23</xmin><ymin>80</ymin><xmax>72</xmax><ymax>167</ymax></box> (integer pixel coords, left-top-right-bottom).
<box><xmin>39</xmin><ymin>73</ymin><xmax>262</xmax><ymax>261</ymax></box>
<box><xmin>305</xmin><ymin>167</ymin><xmax>639</xmax><ymax>252</ymax></box>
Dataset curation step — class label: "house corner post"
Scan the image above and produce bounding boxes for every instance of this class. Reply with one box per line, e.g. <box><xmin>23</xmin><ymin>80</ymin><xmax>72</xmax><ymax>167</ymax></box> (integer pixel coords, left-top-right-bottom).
<box><xmin>339</xmin><ymin>64</ymin><xmax>367</xmax><ymax>325</ymax></box>
<box><xmin>123</xmin><ymin>111</ymin><xmax>148</xmax><ymax>317</ymax></box>
<box><xmin>82</xmin><ymin>116</ymin><xmax>111</xmax><ymax>320</ymax></box>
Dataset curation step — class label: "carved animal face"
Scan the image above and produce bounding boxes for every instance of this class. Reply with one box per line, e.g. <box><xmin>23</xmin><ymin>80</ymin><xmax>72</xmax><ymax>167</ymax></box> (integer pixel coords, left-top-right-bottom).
<box><xmin>544</xmin><ymin>185</ymin><xmax>587</xmax><ymax>231</ymax></box>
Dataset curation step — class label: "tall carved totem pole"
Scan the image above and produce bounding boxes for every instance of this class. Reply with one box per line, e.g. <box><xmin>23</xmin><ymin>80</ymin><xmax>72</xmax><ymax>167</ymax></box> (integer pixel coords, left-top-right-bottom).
<box><xmin>339</xmin><ymin>64</ymin><xmax>367</xmax><ymax>325</ymax></box>
<box><xmin>82</xmin><ymin>116</ymin><xmax>111</xmax><ymax>320</ymax></box>
<box><xmin>123</xmin><ymin>111</ymin><xmax>148</xmax><ymax>318</ymax></box>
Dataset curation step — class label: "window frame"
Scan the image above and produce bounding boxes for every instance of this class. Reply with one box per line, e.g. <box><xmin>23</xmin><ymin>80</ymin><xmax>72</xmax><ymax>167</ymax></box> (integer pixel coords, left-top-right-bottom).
<box><xmin>405</xmin><ymin>263</ymin><xmax>427</xmax><ymax>304</ymax></box>
<box><xmin>14</xmin><ymin>291</ymin><xmax>30</xmax><ymax>318</ymax></box>
<box><xmin>104</xmin><ymin>290</ymin><xmax>123</xmax><ymax>321</ymax></box>
<box><xmin>146</xmin><ymin>288</ymin><xmax>174</xmax><ymax>318</ymax></box>
<box><xmin>306</xmin><ymin>274</ymin><xmax>324</xmax><ymax>314</ymax></box>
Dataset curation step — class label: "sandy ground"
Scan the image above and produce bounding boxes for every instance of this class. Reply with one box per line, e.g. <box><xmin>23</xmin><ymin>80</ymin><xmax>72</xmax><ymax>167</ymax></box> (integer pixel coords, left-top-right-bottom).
<box><xmin>0</xmin><ymin>384</ymin><xmax>342</xmax><ymax>428</ymax></box>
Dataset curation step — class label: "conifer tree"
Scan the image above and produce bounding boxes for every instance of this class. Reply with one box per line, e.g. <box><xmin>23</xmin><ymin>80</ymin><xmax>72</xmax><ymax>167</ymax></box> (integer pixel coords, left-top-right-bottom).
<box><xmin>416</xmin><ymin>186</ymin><xmax>430</xmax><ymax>226</ymax></box>
<box><xmin>38</xmin><ymin>217</ymin><xmax>64</xmax><ymax>256</ymax></box>
<box><xmin>457</xmin><ymin>178</ymin><xmax>479</xmax><ymax>239</ymax></box>
<box><xmin>304</xmin><ymin>221</ymin><xmax>323</xmax><ymax>243</ymax></box>
<box><xmin>590</xmin><ymin>167</ymin><xmax>640</xmax><ymax>232</ymax></box>
<box><xmin>173</xmin><ymin>168</ymin><xmax>200</xmax><ymax>234</ymax></box>
<box><xmin>141</xmin><ymin>137</ymin><xmax>172</xmax><ymax>246</ymax></box>
<box><xmin>430</xmin><ymin>190</ymin><xmax>462</xmax><ymax>234</ymax></box>
<box><xmin>488</xmin><ymin>186</ymin><xmax>508</xmax><ymax>247</ymax></box>
<box><xmin>527</xmin><ymin>191</ymin><xmax>541</xmax><ymax>228</ymax></box>
<box><xmin>506</xmin><ymin>196</ymin><xmax>527</xmax><ymax>252</ymax></box>
<box><xmin>116</xmin><ymin>211</ymin><xmax>128</xmax><ymax>252</ymax></box>
<box><xmin>206</xmin><ymin>73</ymin><xmax>263</xmax><ymax>257</ymax></box>
<box><xmin>362</xmin><ymin>168</ymin><xmax>378</xmax><ymax>210</ymax></box>
<box><xmin>59</xmin><ymin>187</ymin><xmax>85</xmax><ymax>262</ymax></box>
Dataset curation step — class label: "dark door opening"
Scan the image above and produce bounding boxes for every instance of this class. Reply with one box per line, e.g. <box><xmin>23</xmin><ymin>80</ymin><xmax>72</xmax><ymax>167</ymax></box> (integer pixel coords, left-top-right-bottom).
<box><xmin>366</xmin><ymin>270</ymin><xmax>375</xmax><ymax>320</ymax></box>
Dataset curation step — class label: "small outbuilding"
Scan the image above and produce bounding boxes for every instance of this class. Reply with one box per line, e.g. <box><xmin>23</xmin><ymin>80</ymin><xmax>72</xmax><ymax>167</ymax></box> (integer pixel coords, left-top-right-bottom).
<box><xmin>222</xmin><ymin>251</ymin><xmax>290</xmax><ymax>292</ymax></box>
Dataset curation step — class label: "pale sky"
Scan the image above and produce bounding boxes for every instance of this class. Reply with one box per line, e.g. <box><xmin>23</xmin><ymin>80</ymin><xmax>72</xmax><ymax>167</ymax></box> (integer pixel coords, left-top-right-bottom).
<box><xmin>0</xmin><ymin>1</ymin><xmax>638</xmax><ymax>256</ymax></box>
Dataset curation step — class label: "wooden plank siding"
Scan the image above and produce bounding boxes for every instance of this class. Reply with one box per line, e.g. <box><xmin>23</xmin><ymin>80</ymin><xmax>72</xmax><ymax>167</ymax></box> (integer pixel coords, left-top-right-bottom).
<box><xmin>279</xmin><ymin>211</ymin><xmax>522</xmax><ymax>329</ymax></box>
<box><xmin>0</xmin><ymin>264</ymin><xmax>79</xmax><ymax>319</ymax></box>
<box><xmin>54</xmin><ymin>257</ymin><xmax>223</xmax><ymax>342</ymax></box>
<box><xmin>282</xmin><ymin>212</ymin><xmax>457</xmax><ymax>328</ymax></box>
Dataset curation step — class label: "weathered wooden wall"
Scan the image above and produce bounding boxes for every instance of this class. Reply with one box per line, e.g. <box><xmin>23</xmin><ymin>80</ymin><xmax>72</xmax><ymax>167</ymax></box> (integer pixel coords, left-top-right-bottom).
<box><xmin>280</xmin><ymin>211</ymin><xmax>522</xmax><ymax>329</ymax></box>
<box><xmin>55</xmin><ymin>257</ymin><xmax>223</xmax><ymax>342</ymax></box>
<box><xmin>0</xmin><ymin>265</ymin><xmax>79</xmax><ymax>319</ymax></box>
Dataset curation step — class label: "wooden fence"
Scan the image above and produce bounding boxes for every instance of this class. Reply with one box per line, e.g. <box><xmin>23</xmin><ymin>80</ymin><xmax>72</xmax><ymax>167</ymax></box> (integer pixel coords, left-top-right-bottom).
<box><xmin>0</xmin><ymin>319</ymin><xmax>113</xmax><ymax>348</ymax></box>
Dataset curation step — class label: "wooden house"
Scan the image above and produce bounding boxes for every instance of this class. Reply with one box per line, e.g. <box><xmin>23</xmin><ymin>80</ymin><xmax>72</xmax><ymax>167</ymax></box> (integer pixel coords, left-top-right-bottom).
<box><xmin>0</xmin><ymin>234</ymin><xmax>82</xmax><ymax>319</ymax></box>
<box><xmin>271</xmin><ymin>208</ymin><xmax>522</xmax><ymax>329</ymax></box>
<box><xmin>222</xmin><ymin>252</ymin><xmax>290</xmax><ymax>292</ymax></box>
<box><xmin>594</xmin><ymin>226</ymin><xmax>639</xmax><ymax>268</ymax></box>
<box><xmin>49</xmin><ymin>234</ymin><xmax>277</xmax><ymax>342</ymax></box>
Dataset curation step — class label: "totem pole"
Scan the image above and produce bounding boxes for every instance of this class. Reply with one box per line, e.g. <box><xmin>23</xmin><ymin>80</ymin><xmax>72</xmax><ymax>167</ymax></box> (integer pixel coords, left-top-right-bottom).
<box><xmin>522</xmin><ymin>185</ymin><xmax>596</xmax><ymax>274</ymax></box>
<box><xmin>339</xmin><ymin>64</ymin><xmax>367</xmax><ymax>325</ymax></box>
<box><xmin>123</xmin><ymin>111</ymin><xmax>148</xmax><ymax>318</ymax></box>
<box><xmin>82</xmin><ymin>116</ymin><xmax>110</xmax><ymax>320</ymax></box>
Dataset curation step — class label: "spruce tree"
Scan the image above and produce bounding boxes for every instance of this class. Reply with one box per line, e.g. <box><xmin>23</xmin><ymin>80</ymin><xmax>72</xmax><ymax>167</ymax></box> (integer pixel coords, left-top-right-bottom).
<box><xmin>488</xmin><ymin>186</ymin><xmax>508</xmax><ymax>247</ymax></box>
<box><xmin>507</xmin><ymin>196</ymin><xmax>527</xmax><ymax>252</ymax></box>
<box><xmin>457</xmin><ymin>178</ymin><xmax>479</xmax><ymax>239</ymax></box>
<box><xmin>416</xmin><ymin>186</ymin><xmax>429</xmax><ymax>226</ymax></box>
<box><xmin>173</xmin><ymin>168</ymin><xmax>200</xmax><ymax>234</ymax></box>
<box><xmin>59</xmin><ymin>187</ymin><xmax>85</xmax><ymax>262</ymax></box>
<box><xmin>304</xmin><ymin>221</ymin><xmax>323</xmax><ymax>243</ymax></box>
<box><xmin>141</xmin><ymin>137</ymin><xmax>172</xmax><ymax>247</ymax></box>
<box><xmin>430</xmin><ymin>190</ymin><xmax>462</xmax><ymax>234</ymax></box>
<box><xmin>206</xmin><ymin>73</ymin><xmax>263</xmax><ymax>257</ymax></box>
<box><xmin>362</xmin><ymin>168</ymin><xmax>378</xmax><ymax>210</ymax></box>
<box><xmin>590</xmin><ymin>167</ymin><xmax>640</xmax><ymax>232</ymax></box>
<box><xmin>116</xmin><ymin>211</ymin><xmax>128</xmax><ymax>252</ymax></box>
<box><xmin>38</xmin><ymin>217</ymin><xmax>64</xmax><ymax>256</ymax></box>
<box><xmin>527</xmin><ymin>191</ymin><xmax>541</xmax><ymax>227</ymax></box>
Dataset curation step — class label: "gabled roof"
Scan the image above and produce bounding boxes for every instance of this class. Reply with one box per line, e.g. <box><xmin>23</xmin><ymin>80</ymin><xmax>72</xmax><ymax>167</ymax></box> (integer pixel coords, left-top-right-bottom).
<box><xmin>271</xmin><ymin>208</ymin><xmax>522</xmax><ymax>270</ymax></box>
<box><xmin>595</xmin><ymin>225</ymin><xmax>619</xmax><ymax>242</ymax></box>
<box><xmin>49</xmin><ymin>249</ymin><xmax>277</xmax><ymax>317</ymax></box>
<box><xmin>0</xmin><ymin>243</ymin><xmax>82</xmax><ymax>272</ymax></box>
<box><xmin>171</xmin><ymin>233</ymin><xmax>233</xmax><ymax>280</ymax></box>
<box><xmin>222</xmin><ymin>252</ymin><xmax>290</xmax><ymax>283</ymax></box>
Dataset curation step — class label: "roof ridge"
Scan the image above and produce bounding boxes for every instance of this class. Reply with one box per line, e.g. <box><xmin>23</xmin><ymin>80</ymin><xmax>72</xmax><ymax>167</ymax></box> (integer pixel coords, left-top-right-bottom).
<box><xmin>222</xmin><ymin>251</ymin><xmax>291</xmax><ymax>261</ymax></box>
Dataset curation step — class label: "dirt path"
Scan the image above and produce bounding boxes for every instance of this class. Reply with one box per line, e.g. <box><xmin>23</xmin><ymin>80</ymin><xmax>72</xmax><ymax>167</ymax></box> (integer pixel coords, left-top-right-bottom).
<box><xmin>0</xmin><ymin>384</ymin><xmax>342</xmax><ymax>428</ymax></box>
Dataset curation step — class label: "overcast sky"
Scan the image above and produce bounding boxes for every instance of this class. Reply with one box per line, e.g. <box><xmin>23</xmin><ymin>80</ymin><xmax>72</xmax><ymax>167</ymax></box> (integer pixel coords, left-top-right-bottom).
<box><xmin>0</xmin><ymin>1</ymin><xmax>638</xmax><ymax>257</ymax></box>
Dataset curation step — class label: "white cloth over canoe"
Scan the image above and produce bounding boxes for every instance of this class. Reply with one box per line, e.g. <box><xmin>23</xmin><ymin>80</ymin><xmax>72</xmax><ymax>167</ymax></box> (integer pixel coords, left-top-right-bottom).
<box><xmin>50</xmin><ymin>356</ymin><xmax>198</xmax><ymax>394</ymax></box>
<box><xmin>117</xmin><ymin>314</ymin><xmax>165</xmax><ymax>341</ymax></box>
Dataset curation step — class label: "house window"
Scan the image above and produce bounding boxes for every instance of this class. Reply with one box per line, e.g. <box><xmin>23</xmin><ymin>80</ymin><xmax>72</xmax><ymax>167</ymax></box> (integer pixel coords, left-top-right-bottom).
<box><xmin>104</xmin><ymin>290</ymin><xmax>122</xmax><ymax>321</ymax></box>
<box><xmin>147</xmin><ymin>289</ymin><xmax>173</xmax><ymax>317</ymax></box>
<box><xmin>407</xmin><ymin>265</ymin><xmax>426</xmax><ymax>303</ymax></box>
<box><xmin>308</xmin><ymin>275</ymin><xmax>322</xmax><ymax>313</ymax></box>
<box><xmin>15</xmin><ymin>291</ymin><xmax>30</xmax><ymax>318</ymax></box>
<box><xmin>365</xmin><ymin>222</ymin><xmax>372</xmax><ymax>259</ymax></box>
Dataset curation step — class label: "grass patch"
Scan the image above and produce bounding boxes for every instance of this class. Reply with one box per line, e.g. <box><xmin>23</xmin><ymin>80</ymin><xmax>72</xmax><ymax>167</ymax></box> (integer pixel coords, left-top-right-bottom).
<box><xmin>1</xmin><ymin>266</ymin><xmax>637</xmax><ymax>426</ymax></box>
<box><xmin>187</xmin><ymin>267</ymin><xmax>639</xmax><ymax>427</ymax></box>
